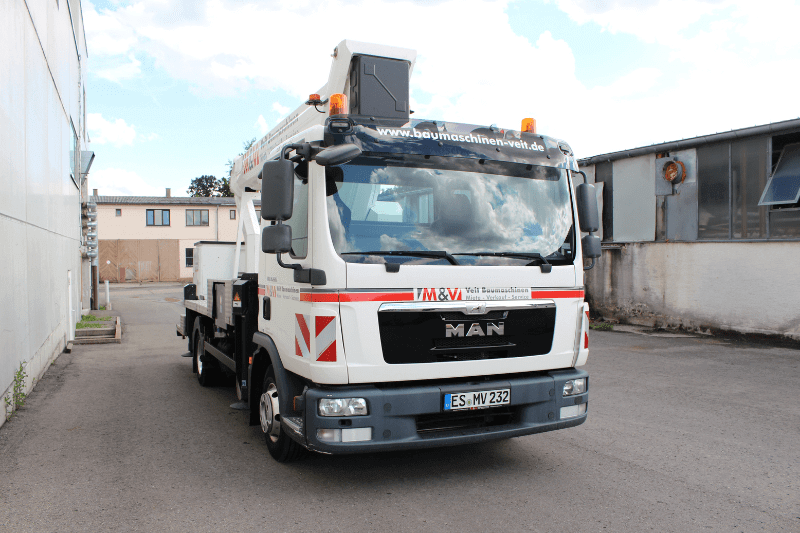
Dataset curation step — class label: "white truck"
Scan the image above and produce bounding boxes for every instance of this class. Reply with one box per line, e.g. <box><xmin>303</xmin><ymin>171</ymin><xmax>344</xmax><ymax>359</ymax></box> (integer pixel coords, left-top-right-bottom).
<box><xmin>177</xmin><ymin>40</ymin><xmax>601</xmax><ymax>462</ymax></box>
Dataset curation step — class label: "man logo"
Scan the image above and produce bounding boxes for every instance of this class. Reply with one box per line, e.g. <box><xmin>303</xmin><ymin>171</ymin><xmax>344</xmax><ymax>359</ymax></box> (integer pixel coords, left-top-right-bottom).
<box><xmin>445</xmin><ymin>322</ymin><xmax>504</xmax><ymax>337</ymax></box>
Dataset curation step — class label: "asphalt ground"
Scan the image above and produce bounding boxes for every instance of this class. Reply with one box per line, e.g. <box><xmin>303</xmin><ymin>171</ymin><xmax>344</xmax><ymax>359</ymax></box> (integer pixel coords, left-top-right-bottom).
<box><xmin>1</xmin><ymin>283</ymin><xmax>798</xmax><ymax>532</ymax></box>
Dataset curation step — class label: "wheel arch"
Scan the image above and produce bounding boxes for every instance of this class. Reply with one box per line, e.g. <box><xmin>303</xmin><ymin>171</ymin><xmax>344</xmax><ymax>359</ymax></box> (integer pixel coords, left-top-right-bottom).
<box><xmin>251</xmin><ymin>332</ymin><xmax>306</xmax><ymax>427</ymax></box>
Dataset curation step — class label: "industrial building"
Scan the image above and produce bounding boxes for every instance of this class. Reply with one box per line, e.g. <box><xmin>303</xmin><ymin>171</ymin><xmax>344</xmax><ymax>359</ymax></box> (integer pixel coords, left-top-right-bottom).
<box><xmin>1</xmin><ymin>0</ymin><xmax>93</xmax><ymax>425</ymax></box>
<box><xmin>579</xmin><ymin>118</ymin><xmax>800</xmax><ymax>341</ymax></box>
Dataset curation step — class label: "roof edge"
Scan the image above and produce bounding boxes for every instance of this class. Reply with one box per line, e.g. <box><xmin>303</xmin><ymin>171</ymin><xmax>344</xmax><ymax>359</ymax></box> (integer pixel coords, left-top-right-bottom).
<box><xmin>578</xmin><ymin>117</ymin><xmax>800</xmax><ymax>167</ymax></box>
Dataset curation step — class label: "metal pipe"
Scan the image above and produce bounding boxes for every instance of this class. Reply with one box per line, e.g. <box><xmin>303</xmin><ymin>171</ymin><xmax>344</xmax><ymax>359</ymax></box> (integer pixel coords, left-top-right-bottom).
<box><xmin>105</xmin><ymin>280</ymin><xmax>111</xmax><ymax>310</ymax></box>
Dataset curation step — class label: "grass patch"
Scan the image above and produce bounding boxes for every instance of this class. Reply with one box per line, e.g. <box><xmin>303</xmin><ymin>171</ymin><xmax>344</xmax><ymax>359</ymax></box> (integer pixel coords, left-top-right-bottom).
<box><xmin>589</xmin><ymin>322</ymin><xmax>614</xmax><ymax>331</ymax></box>
<box><xmin>80</xmin><ymin>314</ymin><xmax>114</xmax><ymax>322</ymax></box>
<box><xmin>76</xmin><ymin>322</ymin><xmax>109</xmax><ymax>329</ymax></box>
<box><xmin>76</xmin><ymin>314</ymin><xmax>115</xmax><ymax>330</ymax></box>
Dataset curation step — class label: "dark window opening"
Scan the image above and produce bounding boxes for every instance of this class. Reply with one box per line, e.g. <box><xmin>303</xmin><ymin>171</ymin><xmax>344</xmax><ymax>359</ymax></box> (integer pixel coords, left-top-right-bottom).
<box><xmin>230</xmin><ymin>209</ymin><xmax>236</xmax><ymax>219</ymax></box>
<box><xmin>186</xmin><ymin>248</ymin><xmax>194</xmax><ymax>267</ymax></box>
<box><xmin>115</xmin><ymin>209</ymin><xmax>121</xmax><ymax>217</ymax></box>
<box><xmin>697</xmin><ymin>143</ymin><xmax>731</xmax><ymax>239</ymax></box>
<box><xmin>731</xmin><ymin>138</ymin><xmax>767</xmax><ymax>239</ymax></box>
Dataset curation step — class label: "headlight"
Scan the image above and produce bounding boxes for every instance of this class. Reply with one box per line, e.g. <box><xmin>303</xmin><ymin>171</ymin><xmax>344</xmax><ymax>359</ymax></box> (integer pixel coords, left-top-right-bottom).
<box><xmin>563</xmin><ymin>378</ymin><xmax>587</xmax><ymax>396</ymax></box>
<box><xmin>318</xmin><ymin>397</ymin><xmax>369</xmax><ymax>417</ymax></box>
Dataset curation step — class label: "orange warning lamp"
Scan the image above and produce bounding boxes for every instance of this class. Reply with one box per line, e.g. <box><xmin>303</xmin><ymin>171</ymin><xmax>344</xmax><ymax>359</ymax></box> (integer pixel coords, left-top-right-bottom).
<box><xmin>521</xmin><ymin>118</ymin><xmax>537</xmax><ymax>133</ymax></box>
<box><xmin>329</xmin><ymin>93</ymin><xmax>348</xmax><ymax>116</ymax></box>
<box><xmin>305</xmin><ymin>93</ymin><xmax>323</xmax><ymax>106</ymax></box>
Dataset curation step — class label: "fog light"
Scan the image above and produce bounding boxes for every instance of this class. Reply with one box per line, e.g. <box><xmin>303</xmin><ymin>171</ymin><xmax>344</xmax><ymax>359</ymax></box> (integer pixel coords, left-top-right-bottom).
<box><xmin>563</xmin><ymin>378</ymin><xmax>587</xmax><ymax>397</ymax></box>
<box><xmin>318</xmin><ymin>397</ymin><xmax>368</xmax><ymax>417</ymax></box>
<box><xmin>317</xmin><ymin>428</ymin><xmax>342</xmax><ymax>442</ymax></box>
<box><xmin>560</xmin><ymin>404</ymin><xmax>587</xmax><ymax>419</ymax></box>
<box><xmin>316</xmin><ymin>427</ymin><xmax>372</xmax><ymax>443</ymax></box>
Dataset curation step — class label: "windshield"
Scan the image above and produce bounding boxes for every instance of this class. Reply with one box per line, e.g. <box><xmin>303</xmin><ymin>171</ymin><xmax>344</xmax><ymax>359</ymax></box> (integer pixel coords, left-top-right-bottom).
<box><xmin>325</xmin><ymin>156</ymin><xmax>574</xmax><ymax>266</ymax></box>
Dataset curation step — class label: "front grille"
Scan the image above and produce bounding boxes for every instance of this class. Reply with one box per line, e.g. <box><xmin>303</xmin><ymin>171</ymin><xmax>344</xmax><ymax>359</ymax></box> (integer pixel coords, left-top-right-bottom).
<box><xmin>433</xmin><ymin>337</ymin><xmax>511</xmax><ymax>349</ymax></box>
<box><xmin>434</xmin><ymin>351</ymin><xmax>509</xmax><ymax>362</ymax></box>
<box><xmin>438</xmin><ymin>310</ymin><xmax>506</xmax><ymax>321</ymax></box>
<box><xmin>416</xmin><ymin>406</ymin><xmax>516</xmax><ymax>435</ymax></box>
<box><xmin>379</xmin><ymin>305</ymin><xmax>556</xmax><ymax>364</ymax></box>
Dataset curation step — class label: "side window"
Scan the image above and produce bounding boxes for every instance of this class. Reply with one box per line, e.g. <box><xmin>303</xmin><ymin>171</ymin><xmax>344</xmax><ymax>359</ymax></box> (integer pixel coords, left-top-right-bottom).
<box><xmin>285</xmin><ymin>176</ymin><xmax>309</xmax><ymax>258</ymax></box>
<box><xmin>185</xmin><ymin>248</ymin><xmax>194</xmax><ymax>267</ymax></box>
<box><xmin>146</xmin><ymin>209</ymin><xmax>170</xmax><ymax>226</ymax></box>
<box><xmin>230</xmin><ymin>209</ymin><xmax>236</xmax><ymax>219</ymax></box>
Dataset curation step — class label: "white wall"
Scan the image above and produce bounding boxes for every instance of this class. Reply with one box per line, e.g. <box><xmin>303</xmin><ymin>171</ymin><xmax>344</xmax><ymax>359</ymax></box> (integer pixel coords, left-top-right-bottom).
<box><xmin>586</xmin><ymin>242</ymin><xmax>800</xmax><ymax>341</ymax></box>
<box><xmin>0</xmin><ymin>0</ymin><xmax>87</xmax><ymax>425</ymax></box>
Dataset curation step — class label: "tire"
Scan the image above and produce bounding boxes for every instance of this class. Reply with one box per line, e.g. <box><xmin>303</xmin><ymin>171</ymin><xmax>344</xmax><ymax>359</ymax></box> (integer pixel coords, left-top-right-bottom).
<box><xmin>260</xmin><ymin>367</ymin><xmax>306</xmax><ymax>462</ymax></box>
<box><xmin>193</xmin><ymin>321</ymin><xmax>217</xmax><ymax>387</ymax></box>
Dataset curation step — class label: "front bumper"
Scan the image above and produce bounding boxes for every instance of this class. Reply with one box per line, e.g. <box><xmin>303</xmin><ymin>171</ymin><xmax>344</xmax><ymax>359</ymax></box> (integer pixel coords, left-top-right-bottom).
<box><xmin>292</xmin><ymin>368</ymin><xmax>588</xmax><ymax>454</ymax></box>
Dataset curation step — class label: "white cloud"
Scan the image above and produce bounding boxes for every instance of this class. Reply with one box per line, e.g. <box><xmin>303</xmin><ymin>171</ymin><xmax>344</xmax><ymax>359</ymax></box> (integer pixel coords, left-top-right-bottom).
<box><xmin>87</xmin><ymin>113</ymin><xmax>137</xmax><ymax>146</ymax></box>
<box><xmin>142</xmin><ymin>132</ymin><xmax>161</xmax><ymax>141</ymax></box>
<box><xmin>272</xmin><ymin>103</ymin><xmax>290</xmax><ymax>117</ymax></box>
<box><xmin>83</xmin><ymin>0</ymin><xmax>800</xmax><ymax>157</ymax></box>
<box><xmin>84</xmin><ymin>1</ymin><xmax>139</xmax><ymax>56</ymax></box>
<box><xmin>90</xmin><ymin>168</ymin><xmax>165</xmax><ymax>196</ymax></box>
<box><xmin>95</xmin><ymin>54</ymin><xmax>142</xmax><ymax>83</ymax></box>
<box><xmin>255</xmin><ymin>115</ymin><xmax>269</xmax><ymax>135</ymax></box>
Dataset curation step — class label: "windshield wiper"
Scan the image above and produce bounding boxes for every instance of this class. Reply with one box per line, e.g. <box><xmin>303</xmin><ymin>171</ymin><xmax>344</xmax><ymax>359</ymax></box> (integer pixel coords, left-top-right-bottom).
<box><xmin>453</xmin><ymin>252</ymin><xmax>552</xmax><ymax>272</ymax></box>
<box><xmin>341</xmin><ymin>250</ymin><xmax>460</xmax><ymax>265</ymax></box>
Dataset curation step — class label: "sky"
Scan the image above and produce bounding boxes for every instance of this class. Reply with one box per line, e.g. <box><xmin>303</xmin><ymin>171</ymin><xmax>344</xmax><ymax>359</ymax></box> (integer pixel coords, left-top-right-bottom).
<box><xmin>84</xmin><ymin>0</ymin><xmax>800</xmax><ymax>197</ymax></box>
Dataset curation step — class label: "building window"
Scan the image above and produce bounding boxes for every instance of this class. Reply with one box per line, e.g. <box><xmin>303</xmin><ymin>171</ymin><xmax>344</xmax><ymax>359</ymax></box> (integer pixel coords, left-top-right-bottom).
<box><xmin>697</xmin><ymin>143</ymin><xmax>731</xmax><ymax>239</ymax></box>
<box><xmin>146</xmin><ymin>209</ymin><xmax>170</xmax><ymax>226</ymax></box>
<box><xmin>186</xmin><ymin>248</ymin><xmax>194</xmax><ymax>267</ymax></box>
<box><xmin>116</xmin><ymin>209</ymin><xmax>121</xmax><ymax>217</ymax></box>
<box><xmin>759</xmin><ymin>143</ymin><xmax>800</xmax><ymax>207</ymax></box>
<box><xmin>230</xmin><ymin>209</ymin><xmax>236</xmax><ymax>219</ymax></box>
<box><xmin>186</xmin><ymin>209</ymin><xmax>209</xmax><ymax>226</ymax></box>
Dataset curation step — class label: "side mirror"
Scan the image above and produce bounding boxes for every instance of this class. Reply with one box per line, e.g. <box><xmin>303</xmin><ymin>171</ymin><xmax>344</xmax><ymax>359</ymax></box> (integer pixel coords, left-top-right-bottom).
<box><xmin>261</xmin><ymin>158</ymin><xmax>294</xmax><ymax>221</ymax></box>
<box><xmin>581</xmin><ymin>234</ymin><xmax>601</xmax><ymax>259</ymax></box>
<box><xmin>262</xmin><ymin>224</ymin><xmax>292</xmax><ymax>254</ymax></box>
<box><xmin>576</xmin><ymin>183</ymin><xmax>600</xmax><ymax>233</ymax></box>
<box><xmin>315</xmin><ymin>144</ymin><xmax>362</xmax><ymax>166</ymax></box>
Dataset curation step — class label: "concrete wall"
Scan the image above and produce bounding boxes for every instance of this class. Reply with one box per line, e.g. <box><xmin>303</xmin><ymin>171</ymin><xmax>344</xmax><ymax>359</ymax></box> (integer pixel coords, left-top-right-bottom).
<box><xmin>586</xmin><ymin>242</ymin><xmax>800</xmax><ymax>341</ymax></box>
<box><xmin>1</xmin><ymin>0</ymin><xmax>88</xmax><ymax>425</ymax></box>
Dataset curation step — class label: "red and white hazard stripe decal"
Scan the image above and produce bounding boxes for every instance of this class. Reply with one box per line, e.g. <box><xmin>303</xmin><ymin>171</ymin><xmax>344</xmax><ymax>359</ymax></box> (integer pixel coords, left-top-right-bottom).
<box><xmin>295</xmin><ymin>314</ymin><xmax>311</xmax><ymax>359</ymax></box>
<box><xmin>294</xmin><ymin>313</ymin><xmax>337</xmax><ymax>362</ymax></box>
<box><xmin>315</xmin><ymin>316</ymin><xmax>337</xmax><ymax>362</ymax></box>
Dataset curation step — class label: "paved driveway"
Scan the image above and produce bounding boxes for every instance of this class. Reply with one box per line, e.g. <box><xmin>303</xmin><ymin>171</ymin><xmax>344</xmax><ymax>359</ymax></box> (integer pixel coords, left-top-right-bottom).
<box><xmin>1</xmin><ymin>283</ymin><xmax>798</xmax><ymax>532</ymax></box>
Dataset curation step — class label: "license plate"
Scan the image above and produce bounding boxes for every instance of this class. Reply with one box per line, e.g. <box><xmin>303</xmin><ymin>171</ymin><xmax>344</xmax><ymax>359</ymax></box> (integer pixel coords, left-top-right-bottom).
<box><xmin>444</xmin><ymin>389</ymin><xmax>510</xmax><ymax>411</ymax></box>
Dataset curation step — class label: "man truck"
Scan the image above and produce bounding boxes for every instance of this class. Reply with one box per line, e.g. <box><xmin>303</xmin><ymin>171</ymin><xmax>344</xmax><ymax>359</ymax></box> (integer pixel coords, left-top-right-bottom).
<box><xmin>177</xmin><ymin>40</ymin><xmax>601</xmax><ymax>462</ymax></box>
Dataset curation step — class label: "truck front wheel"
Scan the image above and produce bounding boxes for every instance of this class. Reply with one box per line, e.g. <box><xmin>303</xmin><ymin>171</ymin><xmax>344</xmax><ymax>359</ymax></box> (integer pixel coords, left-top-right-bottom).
<box><xmin>260</xmin><ymin>367</ymin><xmax>305</xmax><ymax>462</ymax></box>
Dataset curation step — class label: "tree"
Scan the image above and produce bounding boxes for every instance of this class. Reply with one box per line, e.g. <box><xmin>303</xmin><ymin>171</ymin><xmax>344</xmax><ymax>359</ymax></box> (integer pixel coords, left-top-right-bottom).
<box><xmin>217</xmin><ymin>176</ymin><xmax>233</xmax><ymax>197</ymax></box>
<box><xmin>188</xmin><ymin>175</ymin><xmax>219</xmax><ymax>197</ymax></box>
